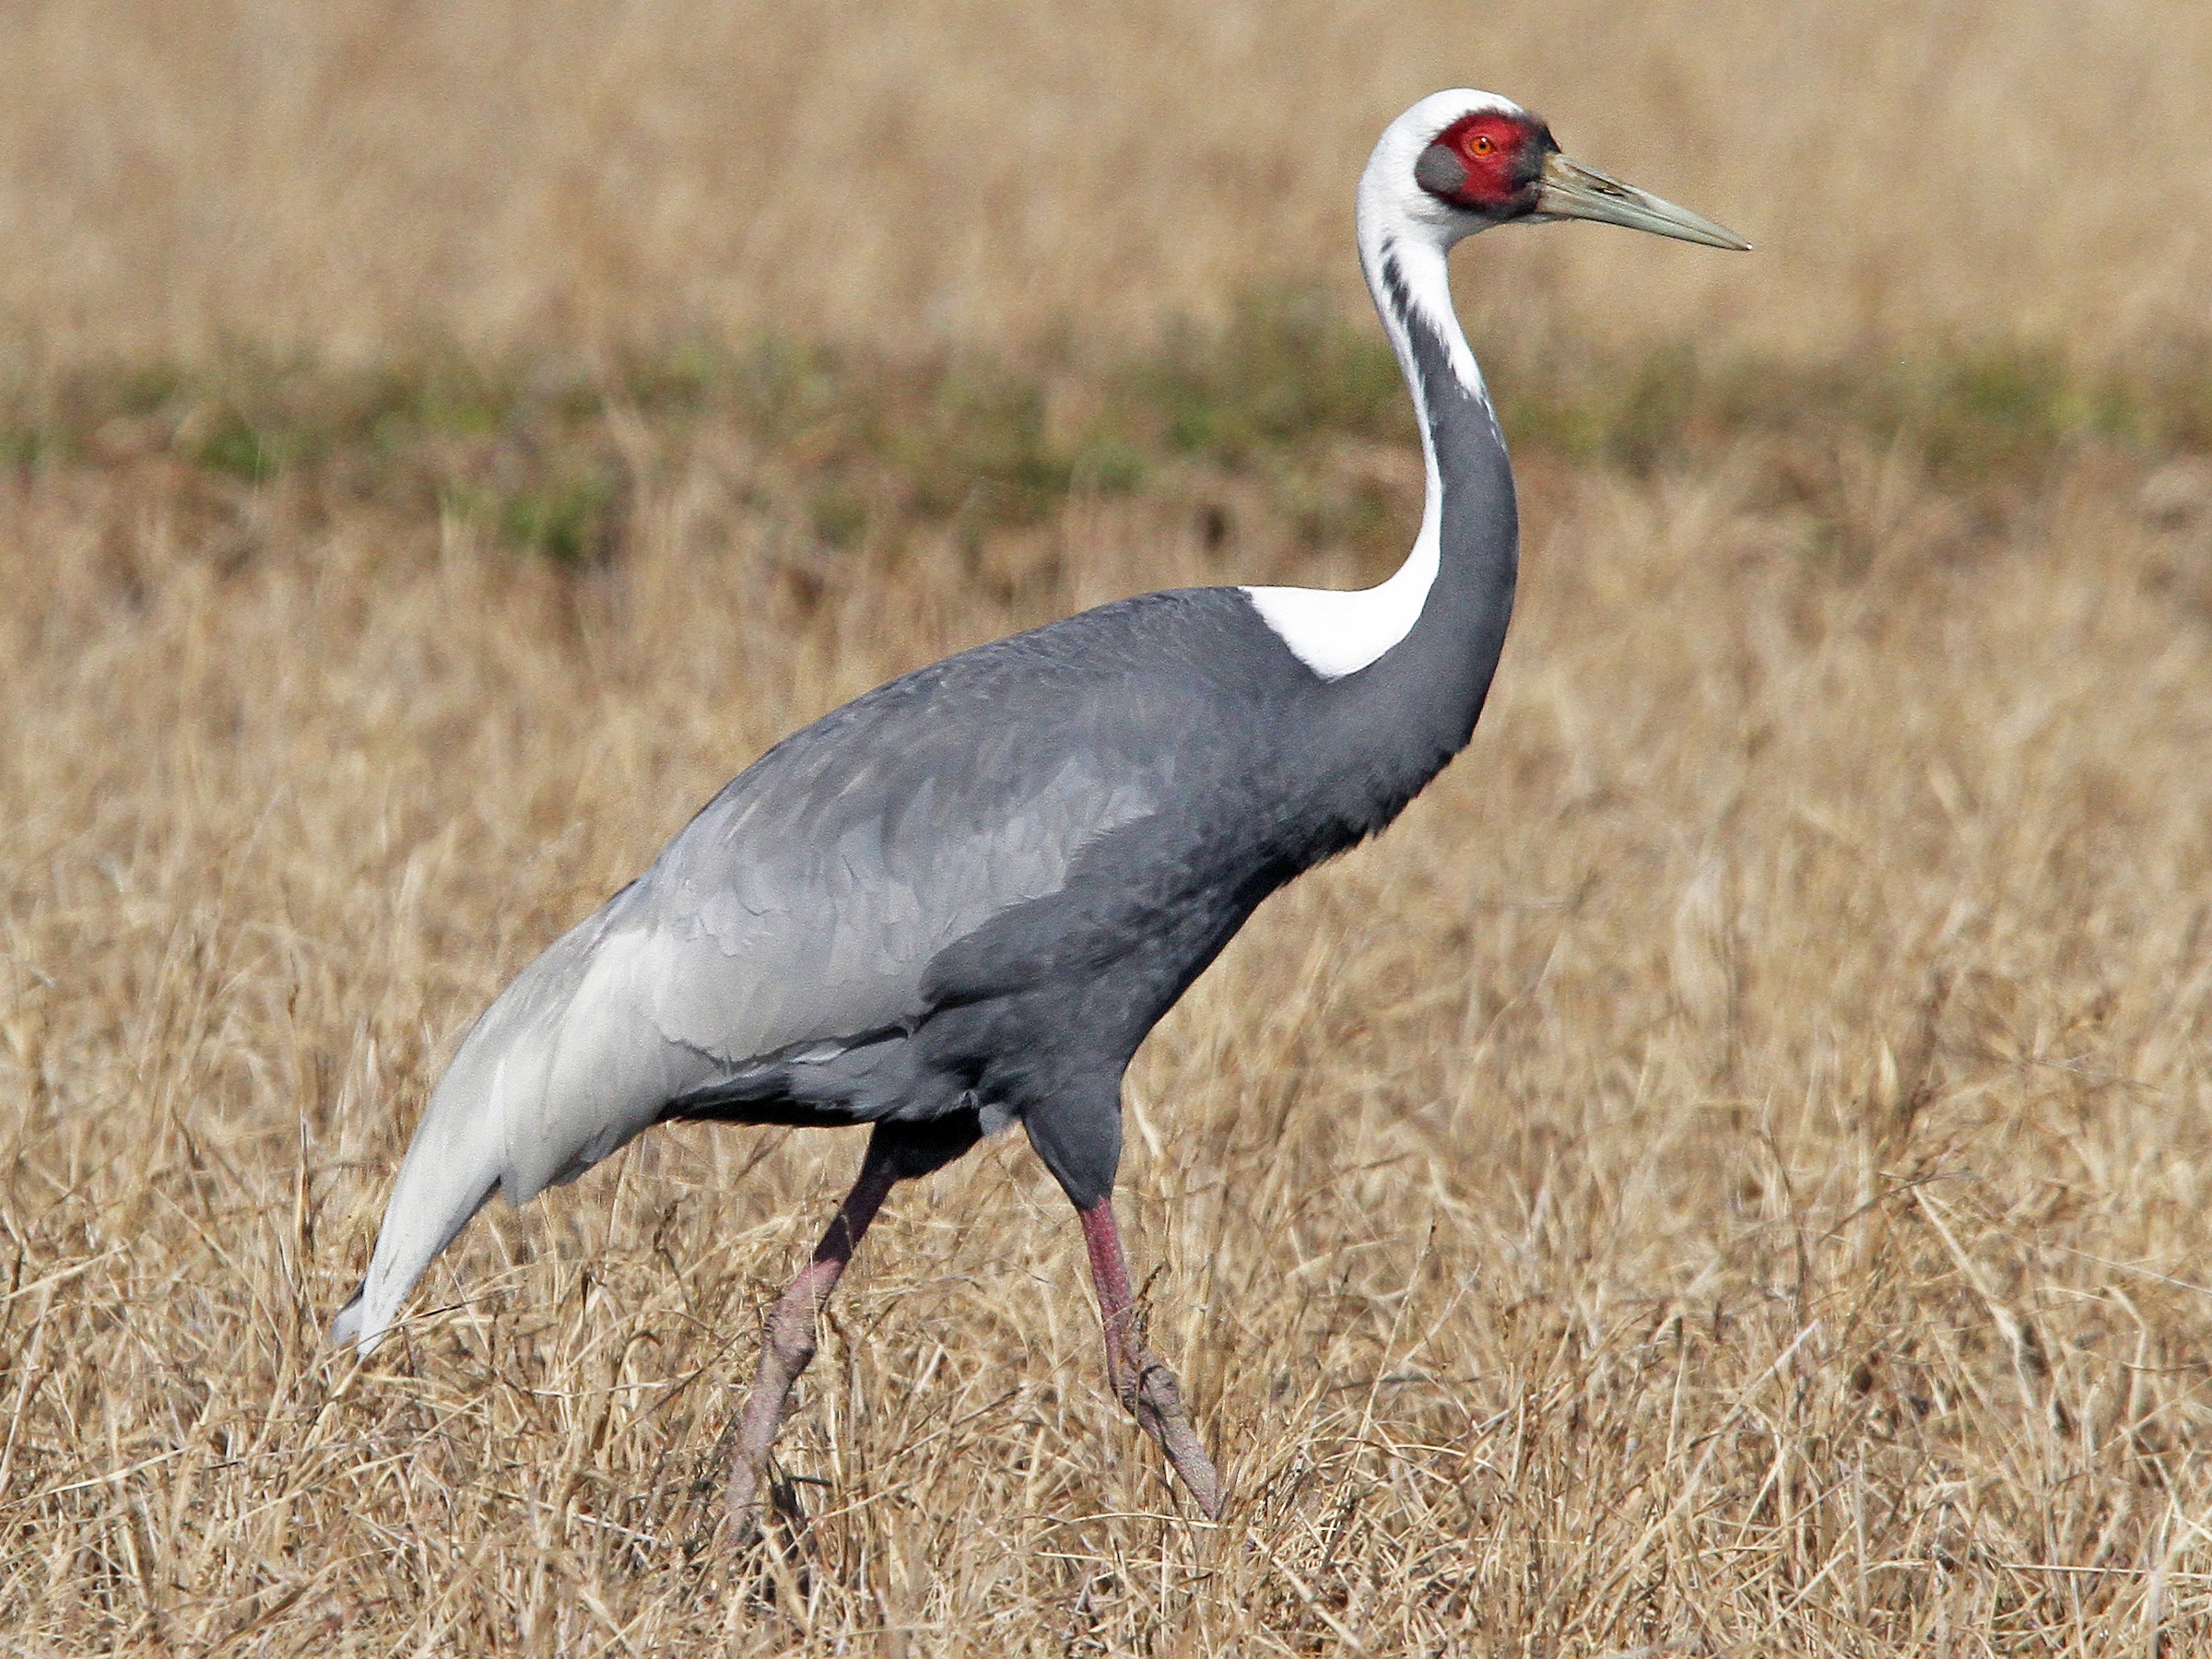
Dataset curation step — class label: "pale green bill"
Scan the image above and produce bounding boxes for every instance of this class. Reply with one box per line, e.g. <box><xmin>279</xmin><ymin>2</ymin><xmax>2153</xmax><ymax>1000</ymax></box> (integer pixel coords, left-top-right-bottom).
<box><xmin>1535</xmin><ymin>152</ymin><xmax>1750</xmax><ymax>252</ymax></box>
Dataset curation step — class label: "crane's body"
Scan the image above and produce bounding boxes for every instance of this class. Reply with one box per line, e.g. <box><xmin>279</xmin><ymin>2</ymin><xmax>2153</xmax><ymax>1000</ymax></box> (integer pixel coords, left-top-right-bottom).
<box><xmin>335</xmin><ymin>90</ymin><xmax>1744</xmax><ymax>1526</ymax></box>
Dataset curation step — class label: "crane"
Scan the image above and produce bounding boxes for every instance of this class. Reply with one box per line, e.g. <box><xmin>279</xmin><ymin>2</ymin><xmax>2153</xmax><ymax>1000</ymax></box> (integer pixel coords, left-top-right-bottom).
<box><xmin>331</xmin><ymin>89</ymin><xmax>1746</xmax><ymax>1528</ymax></box>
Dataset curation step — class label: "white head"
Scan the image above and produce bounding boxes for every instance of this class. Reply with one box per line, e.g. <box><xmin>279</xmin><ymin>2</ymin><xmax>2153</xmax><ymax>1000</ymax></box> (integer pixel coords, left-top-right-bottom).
<box><xmin>1243</xmin><ymin>92</ymin><xmax>1747</xmax><ymax>682</ymax></box>
<box><xmin>1358</xmin><ymin>88</ymin><xmax>1748</xmax><ymax>267</ymax></box>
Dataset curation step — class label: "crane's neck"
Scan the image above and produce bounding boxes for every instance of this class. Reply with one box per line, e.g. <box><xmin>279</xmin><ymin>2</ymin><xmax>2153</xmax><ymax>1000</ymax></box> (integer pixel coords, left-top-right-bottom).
<box><xmin>1243</xmin><ymin>218</ymin><xmax>1519</xmax><ymax>753</ymax></box>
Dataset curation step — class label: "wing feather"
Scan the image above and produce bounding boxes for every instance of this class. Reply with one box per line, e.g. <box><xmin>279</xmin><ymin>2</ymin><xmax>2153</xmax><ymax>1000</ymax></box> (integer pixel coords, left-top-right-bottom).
<box><xmin>333</xmin><ymin>625</ymin><xmax>1190</xmax><ymax>1351</ymax></box>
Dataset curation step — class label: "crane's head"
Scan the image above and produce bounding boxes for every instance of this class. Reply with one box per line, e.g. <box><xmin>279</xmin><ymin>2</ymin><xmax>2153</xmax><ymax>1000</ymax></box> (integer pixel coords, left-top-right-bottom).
<box><xmin>1364</xmin><ymin>90</ymin><xmax>1747</xmax><ymax>254</ymax></box>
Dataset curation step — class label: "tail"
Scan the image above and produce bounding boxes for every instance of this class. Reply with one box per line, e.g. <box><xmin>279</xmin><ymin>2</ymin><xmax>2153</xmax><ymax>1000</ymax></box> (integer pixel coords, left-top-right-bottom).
<box><xmin>326</xmin><ymin>1038</ymin><xmax>510</xmax><ymax>1352</ymax></box>
<box><xmin>331</xmin><ymin>889</ymin><xmax>711</xmax><ymax>1353</ymax></box>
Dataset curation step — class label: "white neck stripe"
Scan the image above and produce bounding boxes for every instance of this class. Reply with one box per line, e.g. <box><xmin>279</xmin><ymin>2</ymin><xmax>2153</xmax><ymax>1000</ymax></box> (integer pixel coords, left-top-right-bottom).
<box><xmin>1244</xmin><ymin>235</ymin><xmax>1485</xmax><ymax>680</ymax></box>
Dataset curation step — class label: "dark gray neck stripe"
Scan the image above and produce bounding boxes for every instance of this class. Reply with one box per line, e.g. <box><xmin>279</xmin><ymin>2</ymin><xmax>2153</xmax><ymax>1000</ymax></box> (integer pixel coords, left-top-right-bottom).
<box><xmin>1378</xmin><ymin>245</ymin><xmax>1484</xmax><ymax>429</ymax></box>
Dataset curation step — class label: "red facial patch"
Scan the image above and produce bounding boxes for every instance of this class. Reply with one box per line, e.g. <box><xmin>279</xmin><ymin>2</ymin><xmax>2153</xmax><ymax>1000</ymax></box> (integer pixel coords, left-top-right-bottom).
<box><xmin>1423</xmin><ymin>112</ymin><xmax>1545</xmax><ymax>212</ymax></box>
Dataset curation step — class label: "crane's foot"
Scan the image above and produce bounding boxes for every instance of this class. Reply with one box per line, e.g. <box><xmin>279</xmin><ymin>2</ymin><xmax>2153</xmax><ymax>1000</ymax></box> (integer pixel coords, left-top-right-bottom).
<box><xmin>722</xmin><ymin>1264</ymin><xmax>832</xmax><ymax>1532</ymax></box>
<box><xmin>705</xmin><ymin>1120</ymin><xmax>982</xmax><ymax>1551</ymax></box>
<box><xmin>1077</xmin><ymin>1197</ymin><xmax>1228</xmax><ymax>1519</ymax></box>
<box><xmin>1109</xmin><ymin>1329</ymin><xmax>1228</xmax><ymax>1518</ymax></box>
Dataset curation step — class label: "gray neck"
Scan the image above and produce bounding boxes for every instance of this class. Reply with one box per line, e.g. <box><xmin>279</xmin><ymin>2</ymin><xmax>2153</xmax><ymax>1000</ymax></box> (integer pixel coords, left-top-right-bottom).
<box><xmin>1327</xmin><ymin>234</ymin><xmax>1520</xmax><ymax>810</ymax></box>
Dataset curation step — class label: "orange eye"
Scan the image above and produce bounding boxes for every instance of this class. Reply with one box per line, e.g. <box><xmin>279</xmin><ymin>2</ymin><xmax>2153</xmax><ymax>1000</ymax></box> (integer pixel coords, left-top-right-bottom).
<box><xmin>1467</xmin><ymin>134</ymin><xmax>1494</xmax><ymax>157</ymax></box>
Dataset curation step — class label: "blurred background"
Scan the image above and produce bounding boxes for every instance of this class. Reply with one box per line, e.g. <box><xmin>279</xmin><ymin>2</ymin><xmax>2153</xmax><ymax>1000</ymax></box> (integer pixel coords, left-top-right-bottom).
<box><xmin>7</xmin><ymin>5</ymin><xmax>2212</xmax><ymax>1653</ymax></box>
<box><xmin>5</xmin><ymin>0</ymin><xmax>2207</xmax><ymax>364</ymax></box>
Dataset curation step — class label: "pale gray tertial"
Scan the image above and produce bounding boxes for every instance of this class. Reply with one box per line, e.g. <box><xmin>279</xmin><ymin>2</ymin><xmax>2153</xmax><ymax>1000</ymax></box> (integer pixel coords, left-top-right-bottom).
<box><xmin>332</xmin><ymin>89</ymin><xmax>1747</xmax><ymax>1527</ymax></box>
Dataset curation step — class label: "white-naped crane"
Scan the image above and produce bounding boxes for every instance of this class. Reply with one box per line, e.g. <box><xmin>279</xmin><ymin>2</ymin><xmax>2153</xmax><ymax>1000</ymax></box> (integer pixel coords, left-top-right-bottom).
<box><xmin>332</xmin><ymin>89</ymin><xmax>1746</xmax><ymax>1528</ymax></box>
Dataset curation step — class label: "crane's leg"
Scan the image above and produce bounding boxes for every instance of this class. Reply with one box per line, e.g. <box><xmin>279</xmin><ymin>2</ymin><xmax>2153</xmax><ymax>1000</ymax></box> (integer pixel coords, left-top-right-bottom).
<box><xmin>724</xmin><ymin>1117</ymin><xmax>976</xmax><ymax>1529</ymax></box>
<box><xmin>1077</xmin><ymin>1198</ymin><xmax>1227</xmax><ymax>1518</ymax></box>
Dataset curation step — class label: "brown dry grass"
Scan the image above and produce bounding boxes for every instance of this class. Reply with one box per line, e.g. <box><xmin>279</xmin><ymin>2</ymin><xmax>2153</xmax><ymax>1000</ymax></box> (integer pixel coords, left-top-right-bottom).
<box><xmin>7</xmin><ymin>405</ymin><xmax>2212</xmax><ymax>1653</ymax></box>
<box><xmin>6</xmin><ymin>4</ymin><xmax>2212</xmax><ymax>1655</ymax></box>
<box><xmin>5</xmin><ymin>0</ymin><xmax>2212</xmax><ymax>364</ymax></box>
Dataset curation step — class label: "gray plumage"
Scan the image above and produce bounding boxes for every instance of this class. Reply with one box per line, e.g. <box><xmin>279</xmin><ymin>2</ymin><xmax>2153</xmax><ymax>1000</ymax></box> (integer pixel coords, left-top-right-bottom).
<box><xmin>330</xmin><ymin>93</ymin><xmax>1743</xmax><ymax>1523</ymax></box>
<box><xmin>331</xmin><ymin>544</ymin><xmax>1508</xmax><ymax>1346</ymax></box>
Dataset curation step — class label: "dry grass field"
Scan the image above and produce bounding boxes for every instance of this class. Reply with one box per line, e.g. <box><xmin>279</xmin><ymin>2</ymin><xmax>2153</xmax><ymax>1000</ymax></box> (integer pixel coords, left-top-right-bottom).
<box><xmin>6</xmin><ymin>0</ymin><xmax>2212</xmax><ymax>364</ymax></box>
<box><xmin>6</xmin><ymin>3</ymin><xmax>2212</xmax><ymax>1655</ymax></box>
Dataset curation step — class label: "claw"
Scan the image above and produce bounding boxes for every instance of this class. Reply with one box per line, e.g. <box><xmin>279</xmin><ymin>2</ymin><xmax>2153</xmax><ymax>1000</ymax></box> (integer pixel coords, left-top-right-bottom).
<box><xmin>1079</xmin><ymin>1197</ymin><xmax>1227</xmax><ymax>1517</ymax></box>
<box><xmin>1124</xmin><ymin>1343</ymin><xmax>1227</xmax><ymax>1517</ymax></box>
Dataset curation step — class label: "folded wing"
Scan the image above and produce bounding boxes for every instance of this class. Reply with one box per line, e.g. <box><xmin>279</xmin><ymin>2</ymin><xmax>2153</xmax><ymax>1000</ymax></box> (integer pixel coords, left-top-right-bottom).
<box><xmin>332</xmin><ymin>627</ymin><xmax>1187</xmax><ymax>1351</ymax></box>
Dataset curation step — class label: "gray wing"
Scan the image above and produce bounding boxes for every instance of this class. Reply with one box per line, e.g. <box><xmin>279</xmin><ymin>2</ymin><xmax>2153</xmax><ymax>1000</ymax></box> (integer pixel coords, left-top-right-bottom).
<box><xmin>636</xmin><ymin>715</ymin><xmax>1165</xmax><ymax>1084</ymax></box>
<box><xmin>333</xmin><ymin>595</ymin><xmax>1230</xmax><ymax>1350</ymax></box>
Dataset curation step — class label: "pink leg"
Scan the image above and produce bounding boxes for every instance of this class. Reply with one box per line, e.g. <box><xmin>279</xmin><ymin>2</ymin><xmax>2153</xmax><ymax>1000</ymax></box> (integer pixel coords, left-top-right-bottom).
<box><xmin>724</xmin><ymin>1154</ymin><xmax>898</xmax><ymax>1525</ymax></box>
<box><xmin>1078</xmin><ymin>1199</ymin><xmax>1226</xmax><ymax>1518</ymax></box>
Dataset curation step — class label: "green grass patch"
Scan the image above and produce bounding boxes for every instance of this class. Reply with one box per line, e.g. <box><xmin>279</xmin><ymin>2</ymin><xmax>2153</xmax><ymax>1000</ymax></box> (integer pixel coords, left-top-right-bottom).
<box><xmin>7</xmin><ymin>303</ymin><xmax>2208</xmax><ymax>562</ymax></box>
<box><xmin>489</xmin><ymin>468</ymin><xmax>625</xmax><ymax>565</ymax></box>
<box><xmin>1130</xmin><ymin>289</ymin><xmax>1406</xmax><ymax>459</ymax></box>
